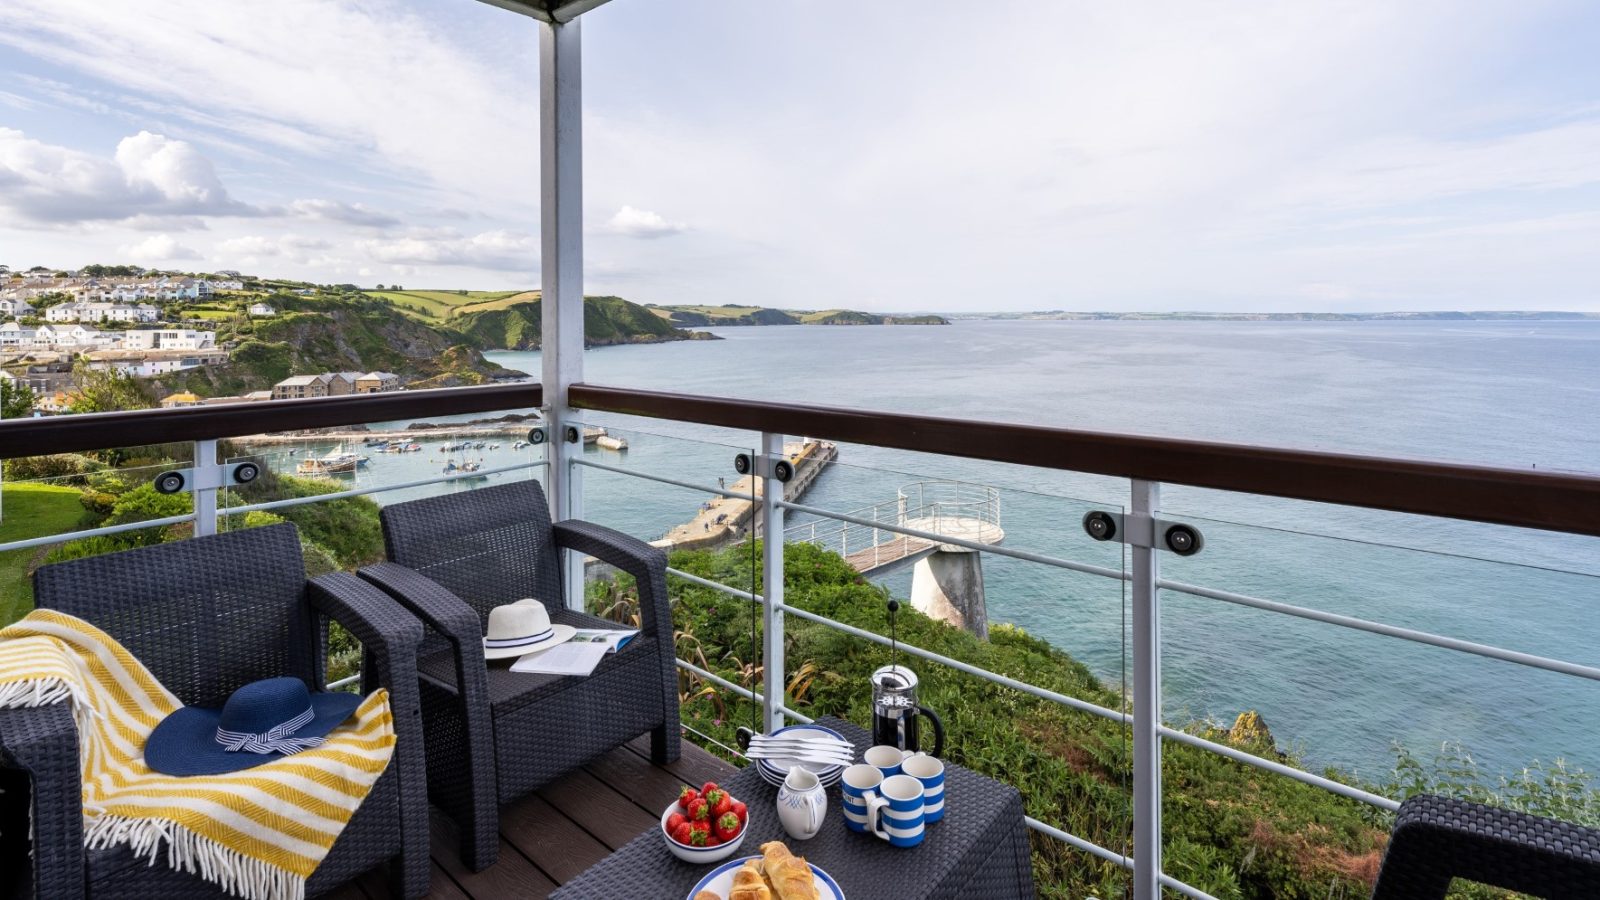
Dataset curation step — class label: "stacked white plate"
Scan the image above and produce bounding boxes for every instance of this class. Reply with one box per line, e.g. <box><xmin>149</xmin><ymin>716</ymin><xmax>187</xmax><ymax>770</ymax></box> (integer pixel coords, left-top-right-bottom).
<box><xmin>754</xmin><ymin>724</ymin><xmax>847</xmax><ymax>789</ymax></box>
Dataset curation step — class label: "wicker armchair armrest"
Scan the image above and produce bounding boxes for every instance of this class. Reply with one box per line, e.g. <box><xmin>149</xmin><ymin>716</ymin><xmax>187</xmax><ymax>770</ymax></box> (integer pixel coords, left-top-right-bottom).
<box><xmin>0</xmin><ymin>702</ymin><xmax>86</xmax><ymax>900</ymax></box>
<box><xmin>309</xmin><ymin>571</ymin><xmax>425</xmax><ymax>695</ymax></box>
<box><xmin>307</xmin><ymin>572</ymin><xmax>430</xmax><ymax>896</ymax></box>
<box><xmin>552</xmin><ymin>520</ymin><xmax>672</xmax><ymax>635</ymax></box>
<box><xmin>1373</xmin><ymin>793</ymin><xmax>1600</xmax><ymax>899</ymax></box>
<box><xmin>358</xmin><ymin>562</ymin><xmax>484</xmax><ymax>653</ymax></box>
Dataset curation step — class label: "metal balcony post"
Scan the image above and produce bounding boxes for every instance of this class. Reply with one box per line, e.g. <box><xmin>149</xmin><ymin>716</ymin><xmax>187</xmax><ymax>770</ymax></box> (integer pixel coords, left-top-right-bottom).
<box><xmin>539</xmin><ymin>16</ymin><xmax>586</xmax><ymax>608</ymax></box>
<box><xmin>193</xmin><ymin>439</ymin><xmax>217</xmax><ymax>537</ymax></box>
<box><xmin>760</xmin><ymin>431</ymin><xmax>786</xmax><ymax>732</ymax></box>
<box><xmin>1131</xmin><ymin>478</ymin><xmax>1162</xmax><ymax>900</ymax></box>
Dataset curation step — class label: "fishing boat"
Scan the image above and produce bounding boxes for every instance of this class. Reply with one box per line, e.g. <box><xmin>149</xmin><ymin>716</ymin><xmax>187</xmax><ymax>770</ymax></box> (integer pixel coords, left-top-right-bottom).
<box><xmin>297</xmin><ymin>446</ymin><xmax>368</xmax><ymax>475</ymax></box>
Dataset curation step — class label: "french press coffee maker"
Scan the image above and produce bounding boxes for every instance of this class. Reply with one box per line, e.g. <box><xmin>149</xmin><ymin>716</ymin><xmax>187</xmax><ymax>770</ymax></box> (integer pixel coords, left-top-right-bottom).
<box><xmin>870</xmin><ymin>664</ymin><xmax>945</xmax><ymax>757</ymax></box>
<box><xmin>871</xmin><ymin>599</ymin><xmax>945</xmax><ymax>756</ymax></box>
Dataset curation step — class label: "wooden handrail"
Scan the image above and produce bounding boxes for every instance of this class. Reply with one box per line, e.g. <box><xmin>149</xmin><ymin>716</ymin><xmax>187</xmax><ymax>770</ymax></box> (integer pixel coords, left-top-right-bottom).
<box><xmin>569</xmin><ymin>383</ymin><xmax>1600</xmax><ymax>537</ymax></box>
<box><xmin>0</xmin><ymin>383</ymin><xmax>542</xmax><ymax>459</ymax></box>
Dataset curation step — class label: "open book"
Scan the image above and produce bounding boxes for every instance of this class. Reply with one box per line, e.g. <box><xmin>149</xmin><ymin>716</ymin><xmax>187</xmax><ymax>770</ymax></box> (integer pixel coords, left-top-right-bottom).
<box><xmin>510</xmin><ymin>628</ymin><xmax>639</xmax><ymax>677</ymax></box>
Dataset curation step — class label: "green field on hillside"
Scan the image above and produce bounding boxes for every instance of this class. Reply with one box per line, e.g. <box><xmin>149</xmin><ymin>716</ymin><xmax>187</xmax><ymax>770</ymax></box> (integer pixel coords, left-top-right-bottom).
<box><xmin>452</xmin><ymin>290</ymin><xmax>540</xmax><ymax>316</ymax></box>
<box><xmin>0</xmin><ymin>483</ymin><xmax>87</xmax><ymax>622</ymax></box>
<box><xmin>363</xmin><ymin>290</ymin><xmax>525</xmax><ymax>322</ymax></box>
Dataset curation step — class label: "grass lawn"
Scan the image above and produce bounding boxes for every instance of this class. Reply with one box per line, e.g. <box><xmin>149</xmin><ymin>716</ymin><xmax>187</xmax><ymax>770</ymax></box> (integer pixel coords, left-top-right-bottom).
<box><xmin>0</xmin><ymin>483</ymin><xmax>85</xmax><ymax>625</ymax></box>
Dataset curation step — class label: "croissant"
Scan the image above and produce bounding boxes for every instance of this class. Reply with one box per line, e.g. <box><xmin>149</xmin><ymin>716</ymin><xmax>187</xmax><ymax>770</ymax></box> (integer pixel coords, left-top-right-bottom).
<box><xmin>693</xmin><ymin>892</ymin><xmax>721</xmax><ymax>900</ymax></box>
<box><xmin>759</xmin><ymin>842</ymin><xmax>819</xmax><ymax>900</ymax></box>
<box><xmin>729</xmin><ymin>860</ymin><xmax>773</xmax><ymax>900</ymax></box>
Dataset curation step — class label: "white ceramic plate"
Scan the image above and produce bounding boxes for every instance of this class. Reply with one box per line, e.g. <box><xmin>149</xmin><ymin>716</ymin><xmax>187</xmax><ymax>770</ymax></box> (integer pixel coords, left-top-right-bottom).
<box><xmin>685</xmin><ymin>855</ymin><xmax>844</xmax><ymax>900</ymax></box>
<box><xmin>758</xmin><ymin>766</ymin><xmax>840</xmax><ymax>789</ymax></box>
<box><xmin>755</xmin><ymin>724</ymin><xmax>848</xmax><ymax>782</ymax></box>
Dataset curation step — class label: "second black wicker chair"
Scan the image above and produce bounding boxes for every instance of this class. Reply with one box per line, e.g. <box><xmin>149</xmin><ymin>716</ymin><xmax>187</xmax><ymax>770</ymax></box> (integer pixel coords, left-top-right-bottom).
<box><xmin>1372</xmin><ymin>793</ymin><xmax>1600</xmax><ymax>899</ymax></box>
<box><xmin>360</xmin><ymin>479</ymin><xmax>680</xmax><ymax>872</ymax></box>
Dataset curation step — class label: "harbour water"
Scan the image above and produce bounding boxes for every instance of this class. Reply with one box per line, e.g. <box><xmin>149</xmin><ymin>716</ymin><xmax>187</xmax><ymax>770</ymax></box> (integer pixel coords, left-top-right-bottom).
<box><xmin>261</xmin><ymin>319</ymin><xmax>1600</xmax><ymax>780</ymax></box>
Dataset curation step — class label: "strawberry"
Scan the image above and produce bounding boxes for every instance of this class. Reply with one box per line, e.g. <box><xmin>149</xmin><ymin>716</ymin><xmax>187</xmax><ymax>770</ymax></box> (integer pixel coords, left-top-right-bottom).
<box><xmin>703</xmin><ymin>787</ymin><xmax>727</xmax><ymax>809</ymax></box>
<box><xmin>670</xmin><ymin>821</ymin><xmax>693</xmax><ymax>845</ymax></box>
<box><xmin>666</xmin><ymin>812</ymin><xmax>687</xmax><ymax>834</ymax></box>
<box><xmin>687</xmin><ymin>822</ymin><xmax>711</xmax><ymax>847</ymax></box>
<box><xmin>686</xmin><ymin>797</ymin><xmax>710</xmax><ymax>823</ymax></box>
<box><xmin>701</xmin><ymin>781</ymin><xmax>720</xmax><ymax>797</ymax></box>
<box><xmin>714</xmin><ymin>811</ymin><xmax>741</xmax><ymax>842</ymax></box>
<box><xmin>711</xmin><ymin>793</ymin><xmax>733</xmax><ymax>819</ymax></box>
<box><xmin>730</xmin><ymin>799</ymin><xmax>748</xmax><ymax>824</ymax></box>
<box><xmin>705</xmin><ymin>831</ymin><xmax>722</xmax><ymax>847</ymax></box>
<box><xmin>677</xmin><ymin>786</ymin><xmax>699</xmax><ymax>811</ymax></box>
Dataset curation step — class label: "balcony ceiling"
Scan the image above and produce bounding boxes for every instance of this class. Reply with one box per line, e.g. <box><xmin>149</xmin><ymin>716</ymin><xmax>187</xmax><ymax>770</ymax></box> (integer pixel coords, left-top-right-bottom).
<box><xmin>474</xmin><ymin>0</ymin><xmax>611</xmax><ymax>23</ymax></box>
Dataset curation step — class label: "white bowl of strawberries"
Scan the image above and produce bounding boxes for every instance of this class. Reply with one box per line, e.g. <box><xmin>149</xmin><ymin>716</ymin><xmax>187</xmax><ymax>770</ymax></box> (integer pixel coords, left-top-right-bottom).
<box><xmin>661</xmin><ymin>781</ymin><xmax>749</xmax><ymax>864</ymax></box>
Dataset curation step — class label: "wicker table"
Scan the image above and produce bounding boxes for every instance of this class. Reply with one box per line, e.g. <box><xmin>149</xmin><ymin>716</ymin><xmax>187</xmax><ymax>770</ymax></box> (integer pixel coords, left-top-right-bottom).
<box><xmin>551</xmin><ymin>716</ymin><xmax>1035</xmax><ymax>900</ymax></box>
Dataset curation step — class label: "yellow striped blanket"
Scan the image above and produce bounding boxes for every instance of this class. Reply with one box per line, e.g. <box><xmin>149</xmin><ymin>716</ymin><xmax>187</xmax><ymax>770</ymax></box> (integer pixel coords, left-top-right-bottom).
<box><xmin>0</xmin><ymin>609</ymin><xmax>394</xmax><ymax>900</ymax></box>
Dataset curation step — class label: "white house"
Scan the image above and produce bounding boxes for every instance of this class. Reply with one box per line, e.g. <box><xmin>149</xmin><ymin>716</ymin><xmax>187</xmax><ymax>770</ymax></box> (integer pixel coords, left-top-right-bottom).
<box><xmin>248</xmin><ymin>302</ymin><xmax>276</xmax><ymax>317</ymax></box>
<box><xmin>121</xmin><ymin>329</ymin><xmax>216</xmax><ymax>351</ymax></box>
<box><xmin>46</xmin><ymin>302</ymin><xmax>161</xmax><ymax>324</ymax></box>
<box><xmin>0</xmin><ymin>322</ymin><xmax>36</xmax><ymax>347</ymax></box>
<box><xmin>0</xmin><ymin>296</ymin><xmax>35</xmax><ymax>318</ymax></box>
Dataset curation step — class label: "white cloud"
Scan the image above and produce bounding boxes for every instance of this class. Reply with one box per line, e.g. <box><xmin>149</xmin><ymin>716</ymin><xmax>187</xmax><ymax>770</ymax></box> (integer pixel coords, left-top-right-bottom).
<box><xmin>286</xmin><ymin>198</ymin><xmax>400</xmax><ymax>228</ymax></box>
<box><xmin>602</xmin><ymin>205</ymin><xmax>686</xmax><ymax>239</ymax></box>
<box><xmin>0</xmin><ymin>127</ymin><xmax>256</xmax><ymax>224</ymax></box>
<box><xmin>358</xmin><ymin>229</ymin><xmax>537</xmax><ymax>272</ymax></box>
<box><xmin>213</xmin><ymin>233</ymin><xmax>335</xmax><ymax>268</ymax></box>
<box><xmin>0</xmin><ymin>0</ymin><xmax>537</xmax><ymax>210</ymax></box>
<box><xmin>118</xmin><ymin>233</ymin><xmax>200</xmax><ymax>261</ymax></box>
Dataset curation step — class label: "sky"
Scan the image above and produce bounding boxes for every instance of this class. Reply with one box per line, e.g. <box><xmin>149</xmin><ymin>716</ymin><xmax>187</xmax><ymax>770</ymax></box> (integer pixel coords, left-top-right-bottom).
<box><xmin>1</xmin><ymin>0</ymin><xmax>1598</xmax><ymax>313</ymax></box>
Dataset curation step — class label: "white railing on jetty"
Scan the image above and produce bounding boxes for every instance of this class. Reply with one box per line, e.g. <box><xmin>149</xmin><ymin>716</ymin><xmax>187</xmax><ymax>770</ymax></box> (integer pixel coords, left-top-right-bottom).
<box><xmin>784</xmin><ymin>480</ymin><xmax>1001</xmax><ymax>572</ymax></box>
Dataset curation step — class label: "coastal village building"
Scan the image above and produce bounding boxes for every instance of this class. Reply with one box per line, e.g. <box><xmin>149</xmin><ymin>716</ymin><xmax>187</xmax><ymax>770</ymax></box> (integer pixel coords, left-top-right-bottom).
<box><xmin>16</xmin><ymin>364</ymin><xmax>72</xmax><ymax>396</ymax></box>
<box><xmin>354</xmin><ymin>371</ymin><xmax>400</xmax><ymax>393</ymax></box>
<box><xmin>271</xmin><ymin>371</ymin><xmax>360</xmax><ymax>400</ymax></box>
<box><xmin>44</xmin><ymin>302</ymin><xmax>161</xmax><ymax>324</ymax></box>
<box><xmin>33</xmin><ymin>390</ymin><xmax>79</xmax><ymax>414</ymax></box>
<box><xmin>0</xmin><ymin>296</ymin><xmax>35</xmax><ymax>318</ymax></box>
<box><xmin>159</xmin><ymin>392</ymin><xmax>205</xmax><ymax>409</ymax></box>
<box><xmin>83</xmin><ymin>348</ymin><xmax>230</xmax><ymax>377</ymax></box>
<box><xmin>248</xmin><ymin>302</ymin><xmax>277</xmax><ymax>317</ymax></box>
<box><xmin>0</xmin><ymin>323</ymin><xmax>35</xmax><ymax>348</ymax></box>
<box><xmin>120</xmin><ymin>329</ymin><xmax>217</xmax><ymax>351</ymax></box>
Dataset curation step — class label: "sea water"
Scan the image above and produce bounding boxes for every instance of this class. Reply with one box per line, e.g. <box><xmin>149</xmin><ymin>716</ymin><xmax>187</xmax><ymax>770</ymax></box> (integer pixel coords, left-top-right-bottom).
<box><xmin>287</xmin><ymin>319</ymin><xmax>1600</xmax><ymax>779</ymax></box>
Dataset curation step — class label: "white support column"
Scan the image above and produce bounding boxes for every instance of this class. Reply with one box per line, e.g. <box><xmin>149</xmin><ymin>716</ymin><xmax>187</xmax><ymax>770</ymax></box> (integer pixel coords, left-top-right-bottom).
<box><xmin>193</xmin><ymin>439</ymin><xmax>218</xmax><ymax>537</ymax></box>
<box><xmin>539</xmin><ymin>16</ymin><xmax>586</xmax><ymax>608</ymax></box>
<box><xmin>760</xmin><ymin>432</ymin><xmax>786</xmax><ymax>733</ymax></box>
<box><xmin>1130</xmin><ymin>479</ymin><xmax>1162</xmax><ymax>900</ymax></box>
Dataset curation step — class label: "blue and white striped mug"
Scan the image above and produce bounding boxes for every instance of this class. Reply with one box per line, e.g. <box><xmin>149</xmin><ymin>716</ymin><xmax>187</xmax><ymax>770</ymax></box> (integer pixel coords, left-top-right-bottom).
<box><xmin>902</xmin><ymin>753</ymin><xmax>946</xmax><ymax>822</ymax></box>
<box><xmin>839</xmin><ymin>764</ymin><xmax>882</xmax><ymax>834</ymax></box>
<box><xmin>866</xmin><ymin>773</ymin><xmax>925</xmax><ymax>848</ymax></box>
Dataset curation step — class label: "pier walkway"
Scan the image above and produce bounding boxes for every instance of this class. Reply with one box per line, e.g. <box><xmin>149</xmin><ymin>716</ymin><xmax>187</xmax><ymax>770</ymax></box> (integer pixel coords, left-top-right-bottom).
<box><xmin>787</xmin><ymin>481</ymin><xmax>1004</xmax><ymax>576</ymax></box>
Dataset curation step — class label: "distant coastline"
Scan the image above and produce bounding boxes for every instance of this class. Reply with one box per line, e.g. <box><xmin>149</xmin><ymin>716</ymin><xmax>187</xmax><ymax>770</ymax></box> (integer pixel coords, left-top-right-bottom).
<box><xmin>952</xmin><ymin>310</ymin><xmax>1600</xmax><ymax>322</ymax></box>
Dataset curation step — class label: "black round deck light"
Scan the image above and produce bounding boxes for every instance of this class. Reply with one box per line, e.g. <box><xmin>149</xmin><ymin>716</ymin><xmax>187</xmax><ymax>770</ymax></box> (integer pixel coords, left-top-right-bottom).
<box><xmin>1082</xmin><ymin>510</ymin><xmax>1117</xmax><ymax>542</ymax></box>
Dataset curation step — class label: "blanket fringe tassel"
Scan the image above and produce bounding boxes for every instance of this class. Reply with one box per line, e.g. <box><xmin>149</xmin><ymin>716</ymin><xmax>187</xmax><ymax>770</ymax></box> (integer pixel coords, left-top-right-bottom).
<box><xmin>86</xmin><ymin>815</ymin><xmax>307</xmax><ymax>900</ymax></box>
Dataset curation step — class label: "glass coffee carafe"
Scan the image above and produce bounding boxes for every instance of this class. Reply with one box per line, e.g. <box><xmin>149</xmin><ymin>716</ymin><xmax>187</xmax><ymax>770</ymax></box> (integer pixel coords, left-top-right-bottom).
<box><xmin>870</xmin><ymin>664</ymin><xmax>945</xmax><ymax>757</ymax></box>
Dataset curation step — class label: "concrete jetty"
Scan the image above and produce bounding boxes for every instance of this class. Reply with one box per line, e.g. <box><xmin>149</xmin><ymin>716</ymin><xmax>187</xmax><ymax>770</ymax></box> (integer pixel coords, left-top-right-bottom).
<box><xmin>655</xmin><ymin>440</ymin><xmax>837</xmax><ymax>553</ymax></box>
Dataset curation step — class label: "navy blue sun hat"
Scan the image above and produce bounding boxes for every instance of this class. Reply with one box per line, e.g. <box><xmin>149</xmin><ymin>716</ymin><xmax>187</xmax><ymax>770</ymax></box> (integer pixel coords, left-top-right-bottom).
<box><xmin>144</xmin><ymin>676</ymin><xmax>362</xmax><ymax>776</ymax></box>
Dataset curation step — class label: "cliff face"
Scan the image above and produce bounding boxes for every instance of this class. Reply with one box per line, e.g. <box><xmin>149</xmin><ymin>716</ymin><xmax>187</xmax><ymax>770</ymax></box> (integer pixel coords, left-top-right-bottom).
<box><xmin>454</xmin><ymin>295</ymin><xmax>716</xmax><ymax>350</ymax></box>
<box><xmin>151</xmin><ymin>296</ymin><xmax>515</xmax><ymax>397</ymax></box>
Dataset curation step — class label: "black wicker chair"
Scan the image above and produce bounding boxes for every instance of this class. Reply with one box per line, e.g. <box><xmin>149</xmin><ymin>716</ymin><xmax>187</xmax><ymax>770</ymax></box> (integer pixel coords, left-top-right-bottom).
<box><xmin>1372</xmin><ymin>794</ymin><xmax>1600</xmax><ymax>898</ymax></box>
<box><xmin>359</xmin><ymin>479</ymin><xmax>679</xmax><ymax>872</ymax></box>
<box><xmin>0</xmin><ymin>523</ymin><xmax>430</xmax><ymax>900</ymax></box>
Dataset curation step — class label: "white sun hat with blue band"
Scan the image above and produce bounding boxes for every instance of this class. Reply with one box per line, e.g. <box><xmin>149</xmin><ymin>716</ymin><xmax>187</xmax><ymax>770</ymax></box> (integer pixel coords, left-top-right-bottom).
<box><xmin>483</xmin><ymin>598</ymin><xmax>575</xmax><ymax>660</ymax></box>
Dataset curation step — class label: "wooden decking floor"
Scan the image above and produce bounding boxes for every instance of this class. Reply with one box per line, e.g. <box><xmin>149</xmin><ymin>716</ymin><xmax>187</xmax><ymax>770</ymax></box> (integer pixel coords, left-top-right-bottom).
<box><xmin>329</xmin><ymin>735</ymin><xmax>738</xmax><ymax>900</ymax></box>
